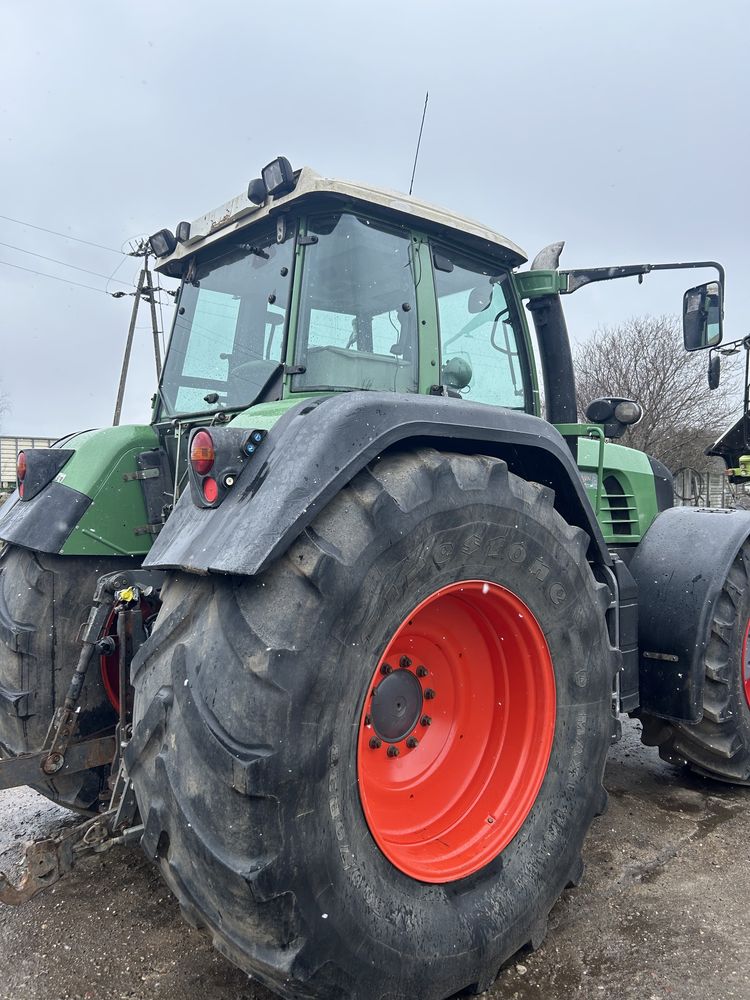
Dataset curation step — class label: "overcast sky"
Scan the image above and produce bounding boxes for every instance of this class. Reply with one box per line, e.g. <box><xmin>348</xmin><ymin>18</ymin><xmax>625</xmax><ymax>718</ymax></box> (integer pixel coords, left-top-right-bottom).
<box><xmin>1</xmin><ymin>0</ymin><xmax>748</xmax><ymax>437</ymax></box>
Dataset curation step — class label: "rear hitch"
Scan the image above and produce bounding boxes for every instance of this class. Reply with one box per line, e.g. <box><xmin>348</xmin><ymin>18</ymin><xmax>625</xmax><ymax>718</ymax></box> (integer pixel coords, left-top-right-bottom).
<box><xmin>0</xmin><ymin>760</ymin><xmax>143</xmax><ymax>906</ymax></box>
<box><xmin>0</xmin><ymin>736</ymin><xmax>116</xmax><ymax>791</ymax></box>
<box><xmin>0</xmin><ymin>568</ymin><xmax>163</xmax><ymax>905</ymax></box>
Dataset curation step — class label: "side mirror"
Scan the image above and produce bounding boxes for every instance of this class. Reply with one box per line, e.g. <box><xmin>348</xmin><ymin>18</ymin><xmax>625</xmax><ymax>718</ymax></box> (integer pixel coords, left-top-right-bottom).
<box><xmin>708</xmin><ymin>352</ymin><xmax>721</xmax><ymax>390</ymax></box>
<box><xmin>683</xmin><ymin>280</ymin><xmax>723</xmax><ymax>351</ymax></box>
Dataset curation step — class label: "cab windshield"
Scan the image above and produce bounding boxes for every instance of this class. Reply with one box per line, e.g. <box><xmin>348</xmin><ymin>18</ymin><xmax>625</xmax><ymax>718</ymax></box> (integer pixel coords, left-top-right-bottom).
<box><xmin>159</xmin><ymin>226</ymin><xmax>293</xmax><ymax>415</ymax></box>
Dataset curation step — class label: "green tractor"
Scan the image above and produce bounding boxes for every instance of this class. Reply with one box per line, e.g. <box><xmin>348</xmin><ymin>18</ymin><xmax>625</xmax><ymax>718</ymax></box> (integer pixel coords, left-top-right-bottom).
<box><xmin>0</xmin><ymin>158</ymin><xmax>745</xmax><ymax>999</ymax></box>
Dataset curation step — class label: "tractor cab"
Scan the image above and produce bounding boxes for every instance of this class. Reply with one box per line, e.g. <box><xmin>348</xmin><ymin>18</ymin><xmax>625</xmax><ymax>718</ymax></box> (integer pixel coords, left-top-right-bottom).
<box><xmin>151</xmin><ymin>160</ymin><xmax>536</xmax><ymax>432</ymax></box>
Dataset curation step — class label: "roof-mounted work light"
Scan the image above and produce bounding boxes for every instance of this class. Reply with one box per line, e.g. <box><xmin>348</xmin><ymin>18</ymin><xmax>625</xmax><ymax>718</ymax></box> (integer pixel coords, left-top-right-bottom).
<box><xmin>247</xmin><ymin>177</ymin><xmax>267</xmax><ymax>205</ymax></box>
<box><xmin>261</xmin><ymin>156</ymin><xmax>296</xmax><ymax>197</ymax></box>
<box><xmin>149</xmin><ymin>228</ymin><xmax>177</xmax><ymax>257</ymax></box>
<box><xmin>175</xmin><ymin>221</ymin><xmax>191</xmax><ymax>243</ymax></box>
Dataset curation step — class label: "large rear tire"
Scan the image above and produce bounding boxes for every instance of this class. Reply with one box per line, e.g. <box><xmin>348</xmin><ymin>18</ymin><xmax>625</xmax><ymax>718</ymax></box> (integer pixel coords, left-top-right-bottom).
<box><xmin>640</xmin><ymin>539</ymin><xmax>750</xmax><ymax>784</ymax></box>
<box><xmin>0</xmin><ymin>544</ymin><xmax>134</xmax><ymax>810</ymax></box>
<box><xmin>128</xmin><ymin>450</ymin><xmax>617</xmax><ymax>1000</ymax></box>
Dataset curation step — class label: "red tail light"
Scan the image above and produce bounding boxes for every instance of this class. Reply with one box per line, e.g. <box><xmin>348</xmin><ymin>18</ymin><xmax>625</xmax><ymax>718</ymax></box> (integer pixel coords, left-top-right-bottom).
<box><xmin>190</xmin><ymin>430</ymin><xmax>215</xmax><ymax>475</ymax></box>
<box><xmin>16</xmin><ymin>451</ymin><xmax>26</xmax><ymax>498</ymax></box>
<box><xmin>202</xmin><ymin>477</ymin><xmax>219</xmax><ymax>503</ymax></box>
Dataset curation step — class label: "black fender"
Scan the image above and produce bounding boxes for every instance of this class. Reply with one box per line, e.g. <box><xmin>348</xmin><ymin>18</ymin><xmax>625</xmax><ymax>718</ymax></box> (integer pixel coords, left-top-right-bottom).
<box><xmin>144</xmin><ymin>391</ymin><xmax>611</xmax><ymax>577</ymax></box>
<box><xmin>629</xmin><ymin>505</ymin><xmax>750</xmax><ymax>722</ymax></box>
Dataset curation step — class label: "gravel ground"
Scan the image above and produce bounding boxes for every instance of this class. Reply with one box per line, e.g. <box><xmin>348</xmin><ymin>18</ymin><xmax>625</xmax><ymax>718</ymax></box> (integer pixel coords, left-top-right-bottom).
<box><xmin>0</xmin><ymin>718</ymin><xmax>748</xmax><ymax>1000</ymax></box>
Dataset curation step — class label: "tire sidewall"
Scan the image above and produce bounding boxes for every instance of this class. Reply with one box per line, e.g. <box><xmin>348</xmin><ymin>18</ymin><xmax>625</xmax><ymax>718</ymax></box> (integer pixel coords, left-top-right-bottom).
<box><xmin>726</xmin><ymin>590</ymin><xmax>750</xmax><ymax>736</ymax></box>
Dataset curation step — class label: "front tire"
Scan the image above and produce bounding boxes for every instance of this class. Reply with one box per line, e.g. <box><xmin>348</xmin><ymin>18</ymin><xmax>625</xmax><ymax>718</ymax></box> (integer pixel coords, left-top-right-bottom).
<box><xmin>128</xmin><ymin>450</ymin><xmax>617</xmax><ymax>1000</ymax></box>
<box><xmin>640</xmin><ymin>539</ymin><xmax>750</xmax><ymax>784</ymax></box>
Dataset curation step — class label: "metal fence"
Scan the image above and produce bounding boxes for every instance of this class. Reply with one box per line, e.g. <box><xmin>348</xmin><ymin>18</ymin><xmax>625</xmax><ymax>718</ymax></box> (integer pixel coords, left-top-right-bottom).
<box><xmin>673</xmin><ymin>467</ymin><xmax>750</xmax><ymax>509</ymax></box>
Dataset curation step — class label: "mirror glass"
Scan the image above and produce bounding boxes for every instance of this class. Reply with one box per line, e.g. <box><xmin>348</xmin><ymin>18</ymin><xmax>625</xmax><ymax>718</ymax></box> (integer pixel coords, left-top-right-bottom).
<box><xmin>683</xmin><ymin>280</ymin><xmax>722</xmax><ymax>351</ymax></box>
<box><xmin>708</xmin><ymin>352</ymin><xmax>721</xmax><ymax>390</ymax></box>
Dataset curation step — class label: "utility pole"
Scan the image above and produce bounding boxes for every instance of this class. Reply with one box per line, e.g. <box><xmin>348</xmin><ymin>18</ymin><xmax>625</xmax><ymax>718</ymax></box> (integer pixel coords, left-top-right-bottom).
<box><xmin>143</xmin><ymin>264</ymin><xmax>162</xmax><ymax>379</ymax></box>
<box><xmin>112</xmin><ymin>248</ymin><xmax>163</xmax><ymax>426</ymax></box>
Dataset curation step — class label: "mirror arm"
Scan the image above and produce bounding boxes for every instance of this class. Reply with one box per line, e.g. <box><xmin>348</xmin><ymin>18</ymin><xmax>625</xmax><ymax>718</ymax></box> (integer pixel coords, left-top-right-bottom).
<box><xmin>561</xmin><ymin>260</ymin><xmax>725</xmax><ymax>296</ymax></box>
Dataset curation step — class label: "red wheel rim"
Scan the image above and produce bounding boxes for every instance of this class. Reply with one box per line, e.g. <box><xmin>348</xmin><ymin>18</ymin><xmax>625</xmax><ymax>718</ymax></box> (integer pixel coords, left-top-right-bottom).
<box><xmin>100</xmin><ymin>599</ymin><xmax>157</xmax><ymax>713</ymax></box>
<box><xmin>742</xmin><ymin>619</ymin><xmax>750</xmax><ymax>710</ymax></box>
<box><xmin>100</xmin><ymin>606</ymin><xmax>122</xmax><ymax>712</ymax></box>
<box><xmin>357</xmin><ymin>580</ymin><xmax>556</xmax><ymax>883</ymax></box>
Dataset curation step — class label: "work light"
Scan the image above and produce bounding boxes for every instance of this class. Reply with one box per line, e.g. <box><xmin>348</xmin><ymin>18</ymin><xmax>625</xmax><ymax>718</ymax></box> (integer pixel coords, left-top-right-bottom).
<box><xmin>261</xmin><ymin>156</ymin><xmax>296</xmax><ymax>197</ymax></box>
<box><xmin>247</xmin><ymin>177</ymin><xmax>267</xmax><ymax>205</ymax></box>
<box><xmin>149</xmin><ymin>229</ymin><xmax>177</xmax><ymax>257</ymax></box>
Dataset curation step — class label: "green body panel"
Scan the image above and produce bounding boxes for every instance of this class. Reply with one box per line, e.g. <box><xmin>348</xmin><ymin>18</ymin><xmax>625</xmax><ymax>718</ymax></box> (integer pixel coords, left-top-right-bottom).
<box><xmin>576</xmin><ymin>433</ymin><xmax>660</xmax><ymax>544</ymax></box>
<box><xmin>515</xmin><ymin>270</ymin><xmax>568</xmax><ymax>299</ymax></box>
<box><xmin>55</xmin><ymin>425</ymin><xmax>158</xmax><ymax>556</ymax></box>
<box><xmin>230</xmin><ymin>397</ymin><xmax>317</xmax><ymax>430</ymax></box>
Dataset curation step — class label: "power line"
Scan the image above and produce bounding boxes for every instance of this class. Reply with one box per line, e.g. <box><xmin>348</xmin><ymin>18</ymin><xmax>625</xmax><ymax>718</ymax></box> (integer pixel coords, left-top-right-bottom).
<box><xmin>0</xmin><ymin>257</ymin><xmax>120</xmax><ymax>295</ymax></box>
<box><xmin>0</xmin><ymin>214</ymin><xmax>124</xmax><ymax>254</ymax></box>
<box><xmin>0</xmin><ymin>240</ymin><xmax>133</xmax><ymax>285</ymax></box>
<box><xmin>104</xmin><ymin>253</ymin><xmax>132</xmax><ymax>296</ymax></box>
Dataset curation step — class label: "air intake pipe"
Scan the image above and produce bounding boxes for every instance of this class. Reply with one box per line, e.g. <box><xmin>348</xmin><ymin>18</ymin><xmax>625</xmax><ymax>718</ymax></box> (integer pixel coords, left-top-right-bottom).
<box><xmin>525</xmin><ymin>242</ymin><xmax>579</xmax><ymax>427</ymax></box>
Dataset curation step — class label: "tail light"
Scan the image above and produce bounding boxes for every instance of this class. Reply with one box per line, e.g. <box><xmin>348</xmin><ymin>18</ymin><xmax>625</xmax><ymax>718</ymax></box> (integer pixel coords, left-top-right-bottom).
<box><xmin>202</xmin><ymin>477</ymin><xmax>219</xmax><ymax>503</ymax></box>
<box><xmin>16</xmin><ymin>452</ymin><xmax>27</xmax><ymax>498</ymax></box>
<box><xmin>14</xmin><ymin>448</ymin><xmax>73</xmax><ymax>502</ymax></box>
<box><xmin>187</xmin><ymin>427</ymin><xmax>267</xmax><ymax>508</ymax></box>
<box><xmin>190</xmin><ymin>430</ymin><xmax>216</xmax><ymax>475</ymax></box>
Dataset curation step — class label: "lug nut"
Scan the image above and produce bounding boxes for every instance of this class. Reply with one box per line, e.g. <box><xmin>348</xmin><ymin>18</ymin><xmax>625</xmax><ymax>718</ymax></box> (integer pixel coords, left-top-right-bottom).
<box><xmin>421</xmin><ymin>715</ymin><xmax>432</xmax><ymax>727</ymax></box>
<box><xmin>369</xmin><ymin>737</ymin><xmax>382</xmax><ymax>750</ymax></box>
<box><xmin>387</xmin><ymin>745</ymin><xmax>400</xmax><ymax>758</ymax></box>
<box><xmin>406</xmin><ymin>736</ymin><xmax>419</xmax><ymax>749</ymax></box>
<box><xmin>424</xmin><ymin>688</ymin><xmax>436</xmax><ymax>700</ymax></box>
<box><xmin>416</xmin><ymin>665</ymin><xmax>428</xmax><ymax>678</ymax></box>
<box><xmin>380</xmin><ymin>663</ymin><xmax>393</xmax><ymax>675</ymax></box>
<box><xmin>399</xmin><ymin>655</ymin><xmax>412</xmax><ymax>669</ymax></box>
<box><xmin>364</xmin><ymin>714</ymin><xmax>372</xmax><ymax>725</ymax></box>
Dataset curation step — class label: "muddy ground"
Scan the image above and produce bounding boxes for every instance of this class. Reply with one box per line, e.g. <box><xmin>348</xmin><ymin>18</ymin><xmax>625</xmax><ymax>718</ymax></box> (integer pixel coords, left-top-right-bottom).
<box><xmin>0</xmin><ymin>718</ymin><xmax>748</xmax><ymax>1000</ymax></box>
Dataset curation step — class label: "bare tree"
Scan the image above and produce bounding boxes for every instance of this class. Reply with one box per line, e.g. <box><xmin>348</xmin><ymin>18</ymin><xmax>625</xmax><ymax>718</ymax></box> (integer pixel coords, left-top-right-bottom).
<box><xmin>0</xmin><ymin>383</ymin><xmax>8</xmax><ymax>431</ymax></box>
<box><xmin>573</xmin><ymin>315</ymin><xmax>739</xmax><ymax>473</ymax></box>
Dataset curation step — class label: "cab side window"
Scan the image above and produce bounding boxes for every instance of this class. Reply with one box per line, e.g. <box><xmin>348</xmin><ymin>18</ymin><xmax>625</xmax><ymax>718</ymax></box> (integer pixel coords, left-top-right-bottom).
<box><xmin>432</xmin><ymin>249</ymin><xmax>528</xmax><ymax>409</ymax></box>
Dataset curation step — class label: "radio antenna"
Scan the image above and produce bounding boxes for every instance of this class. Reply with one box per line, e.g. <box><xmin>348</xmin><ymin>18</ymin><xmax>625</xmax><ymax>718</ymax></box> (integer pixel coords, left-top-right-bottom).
<box><xmin>408</xmin><ymin>91</ymin><xmax>429</xmax><ymax>196</ymax></box>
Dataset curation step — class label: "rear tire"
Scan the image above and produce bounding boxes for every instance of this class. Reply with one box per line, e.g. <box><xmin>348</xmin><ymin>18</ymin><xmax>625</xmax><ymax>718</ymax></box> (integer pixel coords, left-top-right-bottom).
<box><xmin>128</xmin><ymin>449</ymin><xmax>617</xmax><ymax>1000</ymax></box>
<box><xmin>640</xmin><ymin>539</ymin><xmax>750</xmax><ymax>784</ymax></box>
<box><xmin>0</xmin><ymin>544</ymin><xmax>134</xmax><ymax>810</ymax></box>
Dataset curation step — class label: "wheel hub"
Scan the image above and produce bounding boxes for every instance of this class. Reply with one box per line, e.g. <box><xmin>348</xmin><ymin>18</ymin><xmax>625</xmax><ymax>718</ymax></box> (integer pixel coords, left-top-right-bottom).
<box><xmin>371</xmin><ymin>668</ymin><xmax>424</xmax><ymax>743</ymax></box>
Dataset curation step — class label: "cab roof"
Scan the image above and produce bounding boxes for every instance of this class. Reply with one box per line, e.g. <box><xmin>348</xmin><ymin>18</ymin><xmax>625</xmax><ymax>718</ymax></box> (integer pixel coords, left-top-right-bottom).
<box><xmin>155</xmin><ymin>166</ymin><xmax>527</xmax><ymax>275</ymax></box>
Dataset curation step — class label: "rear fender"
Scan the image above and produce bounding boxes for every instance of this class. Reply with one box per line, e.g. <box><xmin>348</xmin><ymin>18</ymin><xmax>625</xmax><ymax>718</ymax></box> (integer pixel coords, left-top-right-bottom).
<box><xmin>630</xmin><ymin>506</ymin><xmax>750</xmax><ymax>722</ymax></box>
<box><xmin>0</xmin><ymin>425</ymin><xmax>159</xmax><ymax>557</ymax></box>
<box><xmin>143</xmin><ymin>391</ymin><xmax>611</xmax><ymax>576</ymax></box>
